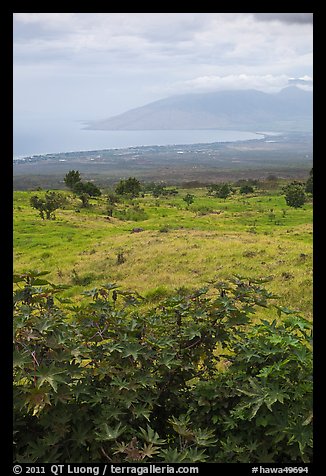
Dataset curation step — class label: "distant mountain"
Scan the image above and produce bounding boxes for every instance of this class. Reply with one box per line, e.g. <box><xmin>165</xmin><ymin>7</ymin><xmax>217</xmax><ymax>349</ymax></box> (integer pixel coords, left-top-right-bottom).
<box><xmin>87</xmin><ymin>87</ymin><xmax>312</xmax><ymax>132</ymax></box>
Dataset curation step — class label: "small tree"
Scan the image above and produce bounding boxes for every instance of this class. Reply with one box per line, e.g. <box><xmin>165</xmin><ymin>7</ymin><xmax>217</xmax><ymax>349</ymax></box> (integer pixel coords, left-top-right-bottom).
<box><xmin>107</xmin><ymin>192</ymin><xmax>120</xmax><ymax>217</ymax></box>
<box><xmin>218</xmin><ymin>183</ymin><xmax>233</xmax><ymax>199</ymax></box>
<box><xmin>64</xmin><ymin>170</ymin><xmax>81</xmax><ymax>190</ymax></box>
<box><xmin>115</xmin><ymin>177</ymin><xmax>142</xmax><ymax>197</ymax></box>
<box><xmin>30</xmin><ymin>191</ymin><xmax>64</xmax><ymax>220</ymax></box>
<box><xmin>73</xmin><ymin>181</ymin><xmax>101</xmax><ymax>207</ymax></box>
<box><xmin>240</xmin><ymin>184</ymin><xmax>254</xmax><ymax>194</ymax></box>
<box><xmin>73</xmin><ymin>181</ymin><xmax>101</xmax><ymax>197</ymax></box>
<box><xmin>183</xmin><ymin>193</ymin><xmax>195</xmax><ymax>208</ymax></box>
<box><xmin>283</xmin><ymin>181</ymin><xmax>306</xmax><ymax>208</ymax></box>
<box><xmin>152</xmin><ymin>184</ymin><xmax>167</xmax><ymax>198</ymax></box>
<box><xmin>208</xmin><ymin>183</ymin><xmax>233</xmax><ymax>199</ymax></box>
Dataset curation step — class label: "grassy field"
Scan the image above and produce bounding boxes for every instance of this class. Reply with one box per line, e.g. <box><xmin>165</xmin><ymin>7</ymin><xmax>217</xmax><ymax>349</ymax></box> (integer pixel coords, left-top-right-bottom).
<box><xmin>13</xmin><ymin>185</ymin><xmax>313</xmax><ymax>319</ymax></box>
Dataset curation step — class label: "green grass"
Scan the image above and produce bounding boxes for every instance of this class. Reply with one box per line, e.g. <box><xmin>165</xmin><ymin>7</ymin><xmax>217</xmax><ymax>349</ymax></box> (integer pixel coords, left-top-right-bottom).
<box><xmin>13</xmin><ymin>187</ymin><xmax>313</xmax><ymax>318</ymax></box>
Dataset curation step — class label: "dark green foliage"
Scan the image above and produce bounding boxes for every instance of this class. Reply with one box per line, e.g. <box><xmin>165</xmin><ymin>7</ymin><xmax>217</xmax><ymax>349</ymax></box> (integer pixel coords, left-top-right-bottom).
<box><xmin>208</xmin><ymin>183</ymin><xmax>233</xmax><ymax>199</ymax></box>
<box><xmin>240</xmin><ymin>184</ymin><xmax>255</xmax><ymax>194</ymax></box>
<box><xmin>64</xmin><ymin>170</ymin><xmax>81</xmax><ymax>189</ymax></box>
<box><xmin>305</xmin><ymin>168</ymin><xmax>313</xmax><ymax>195</ymax></box>
<box><xmin>30</xmin><ymin>191</ymin><xmax>65</xmax><ymax>220</ymax></box>
<box><xmin>148</xmin><ymin>184</ymin><xmax>179</xmax><ymax>197</ymax></box>
<box><xmin>73</xmin><ymin>181</ymin><xmax>102</xmax><ymax>197</ymax></box>
<box><xmin>283</xmin><ymin>181</ymin><xmax>306</xmax><ymax>208</ymax></box>
<box><xmin>183</xmin><ymin>193</ymin><xmax>195</xmax><ymax>207</ymax></box>
<box><xmin>151</xmin><ymin>184</ymin><xmax>167</xmax><ymax>197</ymax></box>
<box><xmin>115</xmin><ymin>177</ymin><xmax>142</xmax><ymax>197</ymax></box>
<box><xmin>71</xmin><ymin>181</ymin><xmax>101</xmax><ymax>208</ymax></box>
<box><xmin>13</xmin><ymin>273</ymin><xmax>312</xmax><ymax>463</ymax></box>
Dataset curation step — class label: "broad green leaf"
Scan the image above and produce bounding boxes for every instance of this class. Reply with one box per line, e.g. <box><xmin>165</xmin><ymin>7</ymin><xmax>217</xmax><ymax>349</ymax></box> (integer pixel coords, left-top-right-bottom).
<box><xmin>36</xmin><ymin>364</ymin><xmax>67</xmax><ymax>393</ymax></box>
<box><xmin>24</xmin><ymin>387</ymin><xmax>51</xmax><ymax>416</ymax></box>
<box><xmin>95</xmin><ymin>422</ymin><xmax>127</xmax><ymax>441</ymax></box>
<box><xmin>139</xmin><ymin>425</ymin><xmax>166</xmax><ymax>445</ymax></box>
<box><xmin>193</xmin><ymin>427</ymin><xmax>218</xmax><ymax>447</ymax></box>
<box><xmin>31</xmin><ymin>278</ymin><xmax>51</xmax><ymax>286</ymax></box>
<box><xmin>121</xmin><ymin>342</ymin><xmax>142</xmax><ymax>361</ymax></box>
<box><xmin>160</xmin><ymin>447</ymin><xmax>188</xmax><ymax>463</ymax></box>
<box><xmin>13</xmin><ymin>350</ymin><xmax>31</xmax><ymax>369</ymax></box>
<box><xmin>169</xmin><ymin>415</ymin><xmax>194</xmax><ymax>439</ymax></box>
<box><xmin>111</xmin><ymin>377</ymin><xmax>130</xmax><ymax>390</ymax></box>
<box><xmin>185</xmin><ymin>447</ymin><xmax>209</xmax><ymax>462</ymax></box>
<box><xmin>132</xmin><ymin>405</ymin><xmax>152</xmax><ymax>422</ymax></box>
<box><xmin>183</xmin><ymin>326</ymin><xmax>201</xmax><ymax>340</ymax></box>
<box><xmin>141</xmin><ymin>443</ymin><xmax>160</xmax><ymax>459</ymax></box>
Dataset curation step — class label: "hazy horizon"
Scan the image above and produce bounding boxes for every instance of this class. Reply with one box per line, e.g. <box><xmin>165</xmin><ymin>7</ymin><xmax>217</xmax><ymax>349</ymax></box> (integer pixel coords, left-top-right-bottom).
<box><xmin>13</xmin><ymin>13</ymin><xmax>313</xmax><ymax>155</ymax></box>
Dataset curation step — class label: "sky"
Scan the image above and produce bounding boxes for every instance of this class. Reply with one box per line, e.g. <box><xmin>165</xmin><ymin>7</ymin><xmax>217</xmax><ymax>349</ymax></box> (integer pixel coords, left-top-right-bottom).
<box><xmin>13</xmin><ymin>12</ymin><xmax>313</xmax><ymax>123</ymax></box>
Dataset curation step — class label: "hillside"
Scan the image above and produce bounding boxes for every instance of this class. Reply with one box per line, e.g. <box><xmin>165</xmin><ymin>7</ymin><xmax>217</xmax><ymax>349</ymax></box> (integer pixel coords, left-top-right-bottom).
<box><xmin>13</xmin><ymin>183</ymin><xmax>313</xmax><ymax>463</ymax></box>
<box><xmin>13</xmin><ymin>185</ymin><xmax>313</xmax><ymax>317</ymax></box>
<box><xmin>87</xmin><ymin>87</ymin><xmax>313</xmax><ymax>132</ymax></box>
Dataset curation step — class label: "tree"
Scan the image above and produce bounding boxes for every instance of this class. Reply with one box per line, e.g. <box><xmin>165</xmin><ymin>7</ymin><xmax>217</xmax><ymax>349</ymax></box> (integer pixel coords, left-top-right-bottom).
<box><xmin>240</xmin><ymin>184</ymin><xmax>254</xmax><ymax>194</ymax></box>
<box><xmin>64</xmin><ymin>170</ymin><xmax>81</xmax><ymax>190</ymax></box>
<box><xmin>107</xmin><ymin>192</ymin><xmax>120</xmax><ymax>217</ymax></box>
<box><xmin>305</xmin><ymin>168</ymin><xmax>313</xmax><ymax>195</ymax></box>
<box><xmin>183</xmin><ymin>193</ymin><xmax>195</xmax><ymax>207</ymax></box>
<box><xmin>208</xmin><ymin>183</ymin><xmax>233</xmax><ymax>199</ymax></box>
<box><xmin>152</xmin><ymin>184</ymin><xmax>167</xmax><ymax>198</ymax></box>
<box><xmin>283</xmin><ymin>181</ymin><xmax>306</xmax><ymax>208</ymax></box>
<box><xmin>73</xmin><ymin>181</ymin><xmax>101</xmax><ymax>197</ymax></box>
<box><xmin>30</xmin><ymin>191</ymin><xmax>64</xmax><ymax>220</ymax></box>
<box><xmin>115</xmin><ymin>177</ymin><xmax>142</xmax><ymax>197</ymax></box>
<box><xmin>72</xmin><ymin>181</ymin><xmax>101</xmax><ymax>207</ymax></box>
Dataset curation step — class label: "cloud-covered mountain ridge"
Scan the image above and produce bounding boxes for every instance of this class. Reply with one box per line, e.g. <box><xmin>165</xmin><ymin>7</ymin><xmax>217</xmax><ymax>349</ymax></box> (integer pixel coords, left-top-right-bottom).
<box><xmin>87</xmin><ymin>87</ymin><xmax>312</xmax><ymax>132</ymax></box>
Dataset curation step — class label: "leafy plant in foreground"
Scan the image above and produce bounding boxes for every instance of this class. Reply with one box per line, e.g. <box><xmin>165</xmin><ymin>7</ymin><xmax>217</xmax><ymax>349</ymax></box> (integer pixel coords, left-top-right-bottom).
<box><xmin>13</xmin><ymin>272</ymin><xmax>312</xmax><ymax>463</ymax></box>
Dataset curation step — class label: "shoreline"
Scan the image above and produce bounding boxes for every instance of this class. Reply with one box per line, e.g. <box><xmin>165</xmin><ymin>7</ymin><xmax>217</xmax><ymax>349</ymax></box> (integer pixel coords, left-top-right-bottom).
<box><xmin>13</xmin><ymin>130</ymin><xmax>278</xmax><ymax>163</ymax></box>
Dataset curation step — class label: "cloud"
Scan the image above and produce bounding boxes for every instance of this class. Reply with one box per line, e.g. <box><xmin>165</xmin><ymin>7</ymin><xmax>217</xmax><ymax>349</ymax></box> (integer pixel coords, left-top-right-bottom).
<box><xmin>13</xmin><ymin>13</ymin><xmax>312</xmax><ymax>67</ymax></box>
<box><xmin>13</xmin><ymin>13</ymin><xmax>313</xmax><ymax>118</ymax></box>
<box><xmin>288</xmin><ymin>75</ymin><xmax>313</xmax><ymax>90</ymax></box>
<box><xmin>253</xmin><ymin>13</ymin><xmax>313</xmax><ymax>24</ymax></box>
<box><xmin>167</xmin><ymin>74</ymin><xmax>299</xmax><ymax>94</ymax></box>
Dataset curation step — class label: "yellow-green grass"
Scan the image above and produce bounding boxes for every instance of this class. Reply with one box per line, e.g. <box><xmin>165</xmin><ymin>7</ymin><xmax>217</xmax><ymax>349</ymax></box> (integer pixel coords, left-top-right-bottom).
<box><xmin>13</xmin><ymin>189</ymin><xmax>312</xmax><ymax>319</ymax></box>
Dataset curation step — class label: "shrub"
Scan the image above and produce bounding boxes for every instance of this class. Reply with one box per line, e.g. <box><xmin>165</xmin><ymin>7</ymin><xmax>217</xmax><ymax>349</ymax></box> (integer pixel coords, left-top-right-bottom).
<box><xmin>183</xmin><ymin>193</ymin><xmax>195</xmax><ymax>207</ymax></box>
<box><xmin>208</xmin><ymin>183</ymin><xmax>233</xmax><ymax>199</ymax></box>
<box><xmin>64</xmin><ymin>170</ymin><xmax>81</xmax><ymax>189</ymax></box>
<box><xmin>283</xmin><ymin>182</ymin><xmax>306</xmax><ymax>208</ymax></box>
<box><xmin>13</xmin><ymin>272</ymin><xmax>312</xmax><ymax>463</ymax></box>
<box><xmin>115</xmin><ymin>177</ymin><xmax>142</xmax><ymax>197</ymax></box>
<box><xmin>30</xmin><ymin>191</ymin><xmax>65</xmax><ymax>220</ymax></box>
<box><xmin>240</xmin><ymin>184</ymin><xmax>255</xmax><ymax>194</ymax></box>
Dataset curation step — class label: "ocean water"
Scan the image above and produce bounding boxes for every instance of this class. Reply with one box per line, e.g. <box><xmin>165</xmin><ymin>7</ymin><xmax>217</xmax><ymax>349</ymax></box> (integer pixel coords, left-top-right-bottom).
<box><xmin>13</xmin><ymin>117</ymin><xmax>260</xmax><ymax>159</ymax></box>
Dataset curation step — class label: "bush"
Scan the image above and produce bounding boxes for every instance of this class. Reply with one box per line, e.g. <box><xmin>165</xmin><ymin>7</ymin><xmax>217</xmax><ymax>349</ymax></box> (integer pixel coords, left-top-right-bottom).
<box><xmin>30</xmin><ymin>191</ymin><xmax>65</xmax><ymax>220</ymax></box>
<box><xmin>115</xmin><ymin>177</ymin><xmax>142</xmax><ymax>197</ymax></box>
<box><xmin>13</xmin><ymin>272</ymin><xmax>312</xmax><ymax>463</ymax></box>
<box><xmin>240</xmin><ymin>184</ymin><xmax>255</xmax><ymax>194</ymax></box>
<box><xmin>73</xmin><ymin>181</ymin><xmax>101</xmax><ymax>197</ymax></box>
<box><xmin>208</xmin><ymin>183</ymin><xmax>233</xmax><ymax>199</ymax></box>
<box><xmin>283</xmin><ymin>182</ymin><xmax>306</xmax><ymax>208</ymax></box>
